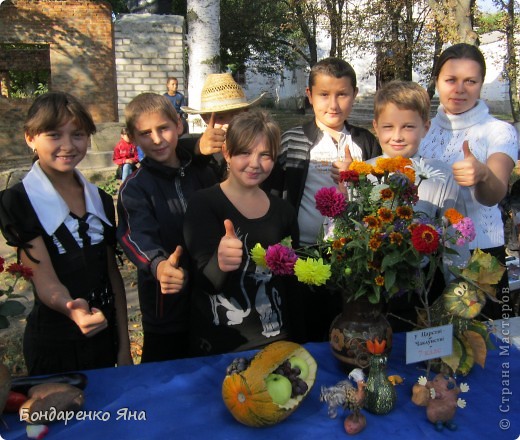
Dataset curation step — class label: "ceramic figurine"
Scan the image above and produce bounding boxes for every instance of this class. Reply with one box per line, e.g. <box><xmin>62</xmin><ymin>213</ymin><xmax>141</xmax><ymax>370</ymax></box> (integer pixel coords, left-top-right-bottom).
<box><xmin>320</xmin><ymin>368</ymin><xmax>367</xmax><ymax>435</ymax></box>
<box><xmin>412</xmin><ymin>373</ymin><xmax>469</xmax><ymax>431</ymax></box>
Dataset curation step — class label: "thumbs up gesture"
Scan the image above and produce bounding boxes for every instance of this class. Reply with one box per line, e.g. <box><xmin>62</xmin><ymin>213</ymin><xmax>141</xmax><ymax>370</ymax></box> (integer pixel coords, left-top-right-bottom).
<box><xmin>332</xmin><ymin>145</ymin><xmax>353</xmax><ymax>184</ymax></box>
<box><xmin>198</xmin><ymin>112</ymin><xmax>228</xmax><ymax>156</ymax></box>
<box><xmin>218</xmin><ymin>219</ymin><xmax>243</xmax><ymax>272</ymax></box>
<box><xmin>452</xmin><ymin>140</ymin><xmax>484</xmax><ymax>187</ymax></box>
<box><xmin>157</xmin><ymin>245</ymin><xmax>185</xmax><ymax>294</ymax></box>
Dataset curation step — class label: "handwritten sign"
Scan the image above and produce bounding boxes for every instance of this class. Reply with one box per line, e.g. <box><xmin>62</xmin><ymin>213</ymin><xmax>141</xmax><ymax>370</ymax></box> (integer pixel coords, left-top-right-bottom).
<box><xmin>406</xmin><ymin>324</ymin><xmax>453</xmax><ymax>364</ymax></box>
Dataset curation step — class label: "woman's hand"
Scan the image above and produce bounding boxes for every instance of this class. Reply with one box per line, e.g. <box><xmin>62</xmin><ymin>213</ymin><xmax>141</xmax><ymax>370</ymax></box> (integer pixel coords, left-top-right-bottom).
<box><xmin>452</xmin><ymin>140</ymin><xmax>513</xmax><ymax>206</ymax></box>
<box><xmin>452</xmin><ymin>141</ymin><xmax>486</xmax><ymax>187</ymax></box>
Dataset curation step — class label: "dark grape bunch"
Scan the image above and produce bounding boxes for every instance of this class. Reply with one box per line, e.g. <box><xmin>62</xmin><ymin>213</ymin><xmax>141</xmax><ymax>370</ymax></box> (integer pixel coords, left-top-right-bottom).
<box><xmin>226</xmin><ymin>357</ymin><xmax>251</xmax><ymax>375</ymax></box>
<box><xmin>273</xmin><ymin>360</ymin><xmax>309</xmax><ymax>398</ymax></box>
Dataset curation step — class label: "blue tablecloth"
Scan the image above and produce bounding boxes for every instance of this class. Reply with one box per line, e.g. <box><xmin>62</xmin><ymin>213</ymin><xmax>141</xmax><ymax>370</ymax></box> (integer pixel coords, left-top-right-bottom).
<box><xmin>1</xmin><ymin>332</ymin><xmax>519</xmax><ymax>439</ymax></box>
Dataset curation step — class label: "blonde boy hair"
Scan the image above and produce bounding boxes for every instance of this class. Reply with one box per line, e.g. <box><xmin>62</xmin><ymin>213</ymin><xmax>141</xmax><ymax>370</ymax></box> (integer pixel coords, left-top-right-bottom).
<box><xmin>373</xmin><ymin>81</ymin><xmax>430</xmax><ymax>123</ymax></box>
<box><xmin>125</xmin><ymin>93</ymin><xmax>178</xmax><ymax>138</ymax></box>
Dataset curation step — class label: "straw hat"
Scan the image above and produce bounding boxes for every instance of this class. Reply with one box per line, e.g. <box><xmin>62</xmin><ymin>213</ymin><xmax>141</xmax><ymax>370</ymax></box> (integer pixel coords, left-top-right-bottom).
<box><xmin>181</xmin><ymin>73</ymin><xmax>265</xmax><ymax>115</ymax></box>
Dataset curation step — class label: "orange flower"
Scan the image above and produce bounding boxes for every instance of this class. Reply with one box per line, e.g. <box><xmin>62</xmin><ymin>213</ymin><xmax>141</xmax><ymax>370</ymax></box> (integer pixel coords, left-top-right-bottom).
<box><xmin>380</xmin><ymin>188</ymin><xmax>394</xmax><ymax>201</ymax></box>
<box><xmin>403</xmin><ymin>167</ymin><xmax>416</xmax><ymax>183</ymax></box>
<box><xmin>349</xmin><ymin>160</ymin><xmax>373</xmax><ymax>175</ymax></box>
<box><xmin>389</xmin><ymin>232</ymin><xmax>403</xmax><ymax>246</ymax></box>
<box><xmin>374</xmin><ymin>275</ymin><xmax>385</xmax><ymax>286</ymax></box>
<box><xmin>332</xmin><ymin>239</ymin><xmax>344</xmax><ymax>250</ymax></box>
<box><xmin>444</xmin><ymin>208</ymin><xmax>464</xmax><ymax>225</ymax></box>
<box><xmin>369</xmin><ymin>236</ymin><xmax>382</xmax><ymax>251</ymax></box>
<box><xmin>377</xmin><ymin>207</ymin><xmax>394</xmax><ymax>223</ymax></box>
<box><xmin>366</xmin><ymin>337</ymin><xmax>386</xmax><ymax>354</ymax></box>
<box><xmin>374</xmin><ymin>157</ymin><xmax>394</xmax><ymax>173</ymax></box>
<box><xmin>396</xmin><ymin>205</ymin><xmax>413</xmax><ymax>220</ymax></box>
<box><xmin>393</xmin><ymin>156</ymin><xmax>412</xmax><ymax>172</ymax></box>
<box><xmin>364</xmin><ymin>215</ymin><xmax>380</xmax><ymax>229</ymax></box>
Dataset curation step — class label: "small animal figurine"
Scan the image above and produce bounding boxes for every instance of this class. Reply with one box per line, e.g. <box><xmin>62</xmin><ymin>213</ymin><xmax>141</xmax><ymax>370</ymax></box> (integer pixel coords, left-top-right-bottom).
<box><xmin>412</xmin><ymin>373</ymin><xmax>469</xmax><ymax>431</ymax></box>
<box><xmin>320</xmin><ymin>368</ymin><xmax>367</xmax><ymax>435</ymax></box>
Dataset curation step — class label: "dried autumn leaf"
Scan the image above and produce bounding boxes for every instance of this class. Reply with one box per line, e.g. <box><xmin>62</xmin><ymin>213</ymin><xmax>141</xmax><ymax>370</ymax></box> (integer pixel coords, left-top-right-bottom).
<box><xmin>441</xmin><ymin>337</ymin><xmax>463</xmax><ymax>374</ymax></box>
<box><xmin>463</xmin><ymin>330</ymin><xmax>487</xmax><ymax>368</ymax></box>
<box><xmin>461</xmin><ymin>249</ymin><xmax>505</xmax><ymax>286</ymax></box>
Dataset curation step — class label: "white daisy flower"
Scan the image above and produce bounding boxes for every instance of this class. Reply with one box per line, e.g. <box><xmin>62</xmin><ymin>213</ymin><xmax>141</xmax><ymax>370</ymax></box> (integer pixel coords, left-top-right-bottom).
<box><xmin>408</xmin><ymin>158</ymin><xmax>445</xmax><ymax>183</ymax></box>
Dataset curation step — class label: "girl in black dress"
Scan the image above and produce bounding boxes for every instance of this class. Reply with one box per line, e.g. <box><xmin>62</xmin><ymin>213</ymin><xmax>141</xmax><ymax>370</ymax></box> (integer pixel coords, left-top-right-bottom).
<box><xmin>184</xmin><ymin>109</ymin><xmax>299</xmax><ymax>355</ymax></box>
<box><xmin>0</xmin><ymin>92</ymin><xmax>132</xmax><ymax>374</ymax></box>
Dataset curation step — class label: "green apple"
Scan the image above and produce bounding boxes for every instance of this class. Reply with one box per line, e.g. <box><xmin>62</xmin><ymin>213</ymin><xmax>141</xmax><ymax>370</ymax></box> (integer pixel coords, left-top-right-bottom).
<box><xmin>289</xmin><ymin>356</ymin><xmax>309</xmax><ymax>380</ymax></box>
<box><xmin>265</xmin><ymin>374</ymin><xmax>292</xmax><ymax>405</ymax></box>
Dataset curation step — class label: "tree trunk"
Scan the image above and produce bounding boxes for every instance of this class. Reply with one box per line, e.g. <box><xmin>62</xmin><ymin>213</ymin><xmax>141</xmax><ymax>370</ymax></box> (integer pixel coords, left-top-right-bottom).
<box><xmin>505</xmin><ymin>0</ymin><xmax>520</xmax><ymax>124</ymax></box>
<box><xmin>427</xmin><ymin>30</ymin><xmax>444</xmax><ymax>99</ymax></box>
<box><xmin>186</xmin><ymin>0</ymin><xmax>220</xmax><ymax>125</ymax></box>
<box><xmin>452</xmin><ymin>0</ymin><xmax>478</xmax><ymax>44</ymax></box>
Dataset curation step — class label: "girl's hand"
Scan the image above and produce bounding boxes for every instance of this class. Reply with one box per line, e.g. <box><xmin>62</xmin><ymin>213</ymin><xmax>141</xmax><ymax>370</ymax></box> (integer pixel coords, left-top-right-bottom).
<box><xmin>66</xmin><ymin>298</ymin><xmax>108</xmax><ymax>337</ymax></box>
<box><xmin>218</xmin><ymin>219</ymin><xmax>243</xmax><ymax>272</ymax></box>
<box><xmin>156</xmin><ymin>246</ymin><xmax>185</xmax><ymax>294</ymax></box>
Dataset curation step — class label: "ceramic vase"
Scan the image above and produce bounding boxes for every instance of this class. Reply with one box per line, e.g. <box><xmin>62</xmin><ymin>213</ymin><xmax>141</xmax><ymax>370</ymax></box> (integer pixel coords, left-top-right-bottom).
<box><xmin>364</xmin><ymin>352</ymin><xmax>397</xmax><ymax>414</ymax></box>
<box><xmin>329</xmin><ymin>295</ymin><xmax>392</xmax><ymax>372</ymax></box>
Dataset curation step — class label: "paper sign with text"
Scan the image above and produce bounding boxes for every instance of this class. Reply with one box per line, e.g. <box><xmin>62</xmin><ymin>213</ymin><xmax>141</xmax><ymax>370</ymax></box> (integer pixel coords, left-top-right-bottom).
<box><xmin>406</xmin><ymin>324</ymin><xmax>453</xmax><ymax>364</ymax></box>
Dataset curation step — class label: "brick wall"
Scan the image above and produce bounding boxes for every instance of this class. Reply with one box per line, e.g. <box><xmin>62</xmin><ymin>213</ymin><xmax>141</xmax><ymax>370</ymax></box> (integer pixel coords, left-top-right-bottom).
<box><xmin>0</xmin><ymin>5</ymin><xmax>186</xmax><ymax>159</ymax></box>
<box><xmin>0</xmin><ymin>0</ymin><xmax>118</xmax><ymax>158</ymax></box>
<box><xmin>114</xmin><ymin>14</ymin><xmax>186</xmax><ymax>120</ymax></box>
<box><xmin>0</xmin><ymin>0</ymin><xmax>117</xmax><ymax>124</ymax></box>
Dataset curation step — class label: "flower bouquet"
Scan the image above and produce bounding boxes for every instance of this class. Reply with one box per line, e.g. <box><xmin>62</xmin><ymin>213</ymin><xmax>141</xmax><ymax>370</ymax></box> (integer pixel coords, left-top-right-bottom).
<box><xmin>253</xmin><ymin>157</ymin><xmax>480</xmax><ymax>369</ymax></box>
<box><xmin>252</xmin><ymin>157</ymin><xmax>475</xmax><ymax>307</ymax></box>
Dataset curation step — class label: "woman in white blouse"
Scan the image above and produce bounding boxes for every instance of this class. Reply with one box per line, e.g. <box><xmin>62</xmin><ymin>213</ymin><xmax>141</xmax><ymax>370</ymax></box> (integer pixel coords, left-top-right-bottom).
<box><xmin>420</xmin><ymin>43</ymin><xmax>518</xmax><ymax>319</ymax></box>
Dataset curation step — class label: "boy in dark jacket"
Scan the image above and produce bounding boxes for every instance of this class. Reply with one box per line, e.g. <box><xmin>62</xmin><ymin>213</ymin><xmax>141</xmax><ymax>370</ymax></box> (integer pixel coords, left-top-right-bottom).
<box><xmin>117</xmin><ymin>93</ymin><xmax>217</xmax><ymax>362</ymax></box>
<box><xmin>263</xmin><ymin>58</ymin><xmax>382</xmax><ymax>343</ymax></box>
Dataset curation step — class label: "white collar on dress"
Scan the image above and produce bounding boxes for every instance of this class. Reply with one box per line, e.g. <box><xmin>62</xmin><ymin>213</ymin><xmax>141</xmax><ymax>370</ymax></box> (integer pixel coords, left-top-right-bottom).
<box><xmin>22</xmin><ymin>161</ymin><xmax>112</xmax><ymax>235</ymax></box>
<box><xmin>436</xmin><ymin>99</ymin><xmax>489</xmax><ymax>130</ymax></box>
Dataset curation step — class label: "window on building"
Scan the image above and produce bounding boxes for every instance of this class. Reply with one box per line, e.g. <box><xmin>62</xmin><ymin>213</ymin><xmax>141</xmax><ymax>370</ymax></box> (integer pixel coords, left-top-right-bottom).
<box><xmin>0</xmin><ymin>43</ymin><xmax>50</xmax><ymax>98</ymax></box>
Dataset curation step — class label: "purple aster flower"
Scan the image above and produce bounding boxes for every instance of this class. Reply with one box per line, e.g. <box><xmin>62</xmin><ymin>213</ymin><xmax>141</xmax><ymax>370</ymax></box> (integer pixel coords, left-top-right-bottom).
<box><xmin>315</xmin><ymin>187</ymin><xmax>346</xmax><ymax>217</ymax></box>
<box><xmin>265</xmin><ymin>244</ymin><xmax>298</xmax><ymax>275</ymax></box>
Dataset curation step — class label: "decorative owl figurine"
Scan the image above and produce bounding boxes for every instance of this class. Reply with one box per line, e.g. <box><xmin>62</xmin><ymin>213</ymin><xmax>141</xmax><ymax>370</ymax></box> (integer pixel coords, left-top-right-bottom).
<box><xmin>412</xmin><ymin>374</ymin><xmax>469</xmax><ymax>432</ymax></box>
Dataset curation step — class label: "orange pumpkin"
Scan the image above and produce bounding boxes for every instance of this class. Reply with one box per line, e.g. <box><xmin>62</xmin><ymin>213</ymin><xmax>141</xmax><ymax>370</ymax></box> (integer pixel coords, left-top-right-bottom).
<box><xmin>221</xmin><ymin>341</ymin><xmax>317</xmax><ymax>427</ymax></box>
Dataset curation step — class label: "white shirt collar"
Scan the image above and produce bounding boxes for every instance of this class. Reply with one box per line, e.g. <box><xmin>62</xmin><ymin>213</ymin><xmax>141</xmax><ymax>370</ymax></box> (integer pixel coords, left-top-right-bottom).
<box><xmin>22</xmin><ymin>161</ymin><xmax>112</xmax><ymax>235</ymax></box>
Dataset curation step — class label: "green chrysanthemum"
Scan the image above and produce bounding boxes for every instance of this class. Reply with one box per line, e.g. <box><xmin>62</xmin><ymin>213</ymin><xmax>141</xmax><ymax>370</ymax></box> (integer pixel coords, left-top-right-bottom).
<box><xmin>294</xmin><ymin>258</ymin><xmax>331</xmax><ymax>286</ymax></box>
<box><xmin>250</xmin><ymin>243</ymin><xmax>267</xmax><ymax>268</ymax></box>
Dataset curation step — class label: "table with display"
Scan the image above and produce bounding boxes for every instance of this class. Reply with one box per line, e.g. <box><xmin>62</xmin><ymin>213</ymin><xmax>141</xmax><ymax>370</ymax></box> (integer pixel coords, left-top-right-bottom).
<box><xmin>1</xmin><ymin>329</ymin><xmax>519</xmax><ymax>440</ymax></box>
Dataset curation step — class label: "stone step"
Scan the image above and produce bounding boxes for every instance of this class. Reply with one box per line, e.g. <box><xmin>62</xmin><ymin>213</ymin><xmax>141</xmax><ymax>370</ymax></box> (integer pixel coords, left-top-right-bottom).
<box><xmin>77</xmin><ymin>150</ymin><xmax>116</xmax><ymax>171</ymax></box>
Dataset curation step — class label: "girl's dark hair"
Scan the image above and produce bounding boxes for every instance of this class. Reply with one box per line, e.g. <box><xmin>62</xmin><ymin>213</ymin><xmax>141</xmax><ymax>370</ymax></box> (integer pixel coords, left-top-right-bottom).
<box><xmin>309</xmin><ymin>57</ymin><xmax>357</xmax><ymax>89</ymax></box>
<box><xmin>434</xmin><ymin>43</ymin><xmax>486</xmax><ymax>81</ymax></box>
<box><xmin>225</xmin><ymin>109</ymin><xmax>280</xmax><ymax>161</ymax></box>
<box><xmin>24</xmin><ymin>91</ymin><xmax>96</xmax><ymax>137</ymax></box>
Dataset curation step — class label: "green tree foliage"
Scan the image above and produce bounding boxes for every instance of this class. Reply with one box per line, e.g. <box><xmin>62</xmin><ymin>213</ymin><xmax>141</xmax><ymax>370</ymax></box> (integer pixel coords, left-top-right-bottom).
<box><xmin>478</xmin><ymin>1</ymin><xmax>519</xmax><ymax>122</ymax></box>
<box><xmin>220</xmin><ymin>0</ymin><xmax>305</xmax><ymax>75</ymax></box>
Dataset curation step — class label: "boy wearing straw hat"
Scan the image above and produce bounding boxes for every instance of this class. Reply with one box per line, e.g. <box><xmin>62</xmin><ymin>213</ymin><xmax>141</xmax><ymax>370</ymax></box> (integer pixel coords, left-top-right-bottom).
<box><xmin>182</xmin><ymin>73</ymin><xmax>265</xmax><ymax>177</ymax></box>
